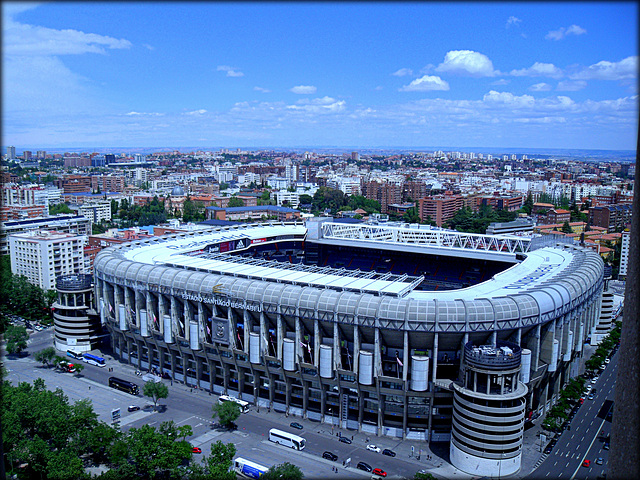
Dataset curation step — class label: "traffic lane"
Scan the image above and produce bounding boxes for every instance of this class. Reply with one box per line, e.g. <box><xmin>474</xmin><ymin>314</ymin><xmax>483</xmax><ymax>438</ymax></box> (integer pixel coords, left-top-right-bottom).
<box><xmin>533</xmin><ymin>352</ymin><xmax>617</xmax><ymax>478</ymax></box>
<box><xmin>231</xmin><ymin>415</ymin><xmax>418</xmax><ymax>478</ymax></box>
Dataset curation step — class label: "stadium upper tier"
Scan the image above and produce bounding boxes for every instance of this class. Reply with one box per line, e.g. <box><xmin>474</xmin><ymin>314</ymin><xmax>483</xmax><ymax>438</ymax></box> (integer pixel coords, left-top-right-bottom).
<box><xmin>95</xmin><ymin>221</ymin><xmax>604</xmax><ymax>329</ymax></box>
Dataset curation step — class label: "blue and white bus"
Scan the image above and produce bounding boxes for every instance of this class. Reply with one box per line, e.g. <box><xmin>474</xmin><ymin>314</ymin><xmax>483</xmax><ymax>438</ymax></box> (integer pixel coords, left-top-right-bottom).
<box><xmin>268</xmin><ymin>428</ymin><xmax>306</xmax><ymax>450</ymax></box>
<box><xmin>82</xmin><ymin>353</ymin><xmax>106</xmax><ymax>367</ymax></box>
<box><xmin>67</xmin><ymin>350</ymin><xmax>83</xmax><ymax>360</ymax></box>
<box><xmin>233</xmin><ymin>457</ymin><xmax>268</xmax><ymax>479</ymax></box>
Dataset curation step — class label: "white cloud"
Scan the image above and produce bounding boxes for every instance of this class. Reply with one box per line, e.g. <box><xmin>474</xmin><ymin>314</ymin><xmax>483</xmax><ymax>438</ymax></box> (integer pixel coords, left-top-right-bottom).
<box><xmin>254</xmin><ymin>86</ymin><xmax>271</xmax><ymax>93</ymax></box>
<box><xmin>290</xmin><ymin>85</ymin><xmax>317</xmax><ymax>94</ymax></box>
<box><xmin>546</xmin><ymin>24</ymin><xmax>587</xmax><ymax>41</ymax></box>
<box><xmin>392</xmin><ymin>68</ymin><xmax>413</xmax><ymax>77</ymax></box>
<box><xmin>506</xmin><ymin>16</ymin><xmax>522</xmax><ymax>28</ymax></box>
<box><xmin>556</xmin><ymin>80</ymin><xmax>587</xmax><ymax>91</ymax></box>
<box><xmin>491</xmin><ymin>79</ymin><xmax>510</xmax><ymax>86</ymax></box>
<box><xmin>399</xmin><ymin>75</ymin><xmax>450</xmax><ymax>92</ymax></box>
<box><xmin>287</xmin><ymin>96</ymin><xmax>345</xmax><ymax>113</ymax></box>
<box><xmin>530</xmin><ymin>83</ymin><xmax>552</xmax><ymax>92</ymax></box>
<box><xmin>217</xmin><ymin>65</ymin><xmax>244</xmax><ymax>77</ymax></box>
<box><xmin>125</xmin><ymin>111</ymin><xmax>164</xmax><ymax>116</ymax></box>
<box><xmin>510</xmin><ymin>62</ymin><xmax>563</xmax><ymax>79</ymax></box>
<box><xmin>435</xmin><ymin>50</ymin><xmax>497</xmax><ymax>77</ymax></box>
<box><xmin>143</xmin><ymin>44</ymin><xmax>155</xmax><ymax>51</ymax></box>
<box><xmin>570</xmin><ymin>56</ymin><xmax>638</xmax><ymax>81</ymax></box>
<box><xmin>184</xmin><ymin>109</ymin><xmax>207</xmax><ymax>115</ymax></box>
<box><xmin>482</xmin><ymin>90</ymin><xmax>535</xmax><ymax>108</ymax></box>
<box><xmin>3</xmin><ymin>14</ymin><xmax>132</xmax><ymax>56</ymax></box>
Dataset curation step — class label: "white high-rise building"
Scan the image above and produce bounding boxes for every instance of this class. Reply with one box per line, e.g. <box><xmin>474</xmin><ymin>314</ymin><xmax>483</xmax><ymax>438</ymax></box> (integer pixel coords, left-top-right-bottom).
<box><xmin>9</xmin><ymin>230</ymin><xmax>88</xmax><ymax>290</ymax></box>
<box><xmin>7</xmin><ymin>146</ymin><xmax>16</xmax><ymax>159</ymax></box>
<box><xmin>619</xmin><ymin>231</ymin><xmax>630</xmax><ymax>279</ymax></box>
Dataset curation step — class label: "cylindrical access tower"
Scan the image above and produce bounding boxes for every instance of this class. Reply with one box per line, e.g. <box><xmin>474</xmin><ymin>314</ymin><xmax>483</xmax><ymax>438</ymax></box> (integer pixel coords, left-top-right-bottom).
<box><xmin>53</xmin><ymin>274</ymin><xmax>102</xmax><ymax>353</ymax></box>
<box><xmin>450</xmin><ymin>341</ymin><xmax>528</xmax><ymax>477</ymax></box>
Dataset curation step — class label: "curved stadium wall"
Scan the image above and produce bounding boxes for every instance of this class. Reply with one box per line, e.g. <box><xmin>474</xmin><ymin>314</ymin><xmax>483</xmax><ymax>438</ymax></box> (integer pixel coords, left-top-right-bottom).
<box><xmin>93</xmin><ymin>220</ymin><xmax>604</xmax><ymax>470</ymax></box>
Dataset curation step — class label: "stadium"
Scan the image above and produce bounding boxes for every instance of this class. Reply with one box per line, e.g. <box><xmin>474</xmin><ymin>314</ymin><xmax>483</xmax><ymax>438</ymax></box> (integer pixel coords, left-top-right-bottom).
<box><xmin>93</xmin><ymin>218</ymin><xmax>605</xmax><ymax>475</ymax></box>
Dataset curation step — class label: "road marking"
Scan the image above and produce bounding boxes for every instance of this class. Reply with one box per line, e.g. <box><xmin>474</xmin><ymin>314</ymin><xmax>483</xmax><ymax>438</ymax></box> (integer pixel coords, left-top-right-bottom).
<box><xmin>176</xmin><ymin>416</ymin><xmax>196</xmax><ymax>425</ymax></box>
<box><xmin>570</xmin><ymin>416</ymin><xmax>607</xmax><ymax>480</ymax></box>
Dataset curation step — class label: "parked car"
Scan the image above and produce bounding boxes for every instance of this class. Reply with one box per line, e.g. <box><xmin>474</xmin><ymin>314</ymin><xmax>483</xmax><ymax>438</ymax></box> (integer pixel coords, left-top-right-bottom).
<box><xmin>596</xmin><ymin>457</ymin><xmax>604</xmax><ymax>465</ymax></box>
<box><xmin>128</xmin><ymin>405</ymin><xmax>140</xmax><ymax>412</ymax></box>
<box><xmin>339</xmin><ymin>436</ymin><xmax>352</xmax><ymax>444</ymax></box>
<box><xmin>357</xmin><ymin>462</ymin><xmax>373</xmax><ymax>473</ymax></box>
<box><xmin>322</xmin><ymin>451</ymin><xmax>338</xmax><ymax>461</ymax></box>
<box><xmin>382</xmin><ymin>448</ymin><xmax>396</xmax><ymax>457</ymax></box>
<box><xmin>605</xmin><ymin>358</ymin><xmax>610</xmax><ymax>364</ymax></box>
<box><xmin>591</xmin><ymin>377</ymin><xmax>599</xmax><ymax>384</ymax></box>
<box><xmin>582</xmin><ymin>459</ymin><xmax>591</xmax><ymax>467</ymax></box>
<box><xmin>372</xmin><ymin>468</ymin><xmax>387</xmax><ymax>477</ymax></box>
<box><xmin>588</xmin><ymin>394</ymin><xmax>595</xmax><ymax>400</ymax></box>
<box><xmin>192</xmin><ymin>446</ymin><xmax>202</xmax><ymax>454</ymax></box>
<box><xmin>289</xmin><ymin>422</ymin><xmax>303</xmax><ymax>430</ymax></box>
<box><xmin>603</xmin><ymin>442</ymin><xmax>610</xmax><ymax>450</ymax></box>
<box><xmin>366</xmin><ymin>445</ymin><xmax>381</xmax><ymax>453</ymax></box>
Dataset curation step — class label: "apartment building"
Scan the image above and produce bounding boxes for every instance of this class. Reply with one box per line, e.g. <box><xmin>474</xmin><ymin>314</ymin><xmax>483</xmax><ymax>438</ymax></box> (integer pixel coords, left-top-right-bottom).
<box><xmin>618</xmin><ymin>230</ymin><xmax>630</xmax><ymax>279</ymax></box>
<box><xmin>0</xmin><ymin>214</ymin><xmax>92</xmax><ymax>256</ymax></box>
<box><xmin>361</xmin><ymin>180</ymin><xmax>402</xmax><ymax>214</ymax></box>
<box><xmin>589</xmin><ymin>204</ymin><xmax>633</xmax><ymax>232</ymax></box>
<box><xmin>419</xmin><ymin>194</ymin><xmax>463</xmax><ymax>226</ymax></box>
<box><xmin>78</xmin><ymin>201</ymin><xmax>112</xmax><ymax>223</ymax></box>
<box><xmin>9</xmin><ymin>230</ymin><xmax>87</xmax><ymax>290</ymax></box>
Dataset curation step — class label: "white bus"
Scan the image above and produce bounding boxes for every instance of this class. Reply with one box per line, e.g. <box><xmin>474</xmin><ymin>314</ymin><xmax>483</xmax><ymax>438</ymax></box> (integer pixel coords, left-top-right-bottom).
<box><xmin>268</xmin><ymin>428</ymin><xmax>306</xmax><ymax>450</ymax></box>
<box><xmin>218</xmin><ymin>395</ymin><xmax>250</xmax><ymax>413</ymax></box>
<box><xmin>233</xmin><ymin>457</ymin><xmax>269</xmax><ymax>479</ymax></box>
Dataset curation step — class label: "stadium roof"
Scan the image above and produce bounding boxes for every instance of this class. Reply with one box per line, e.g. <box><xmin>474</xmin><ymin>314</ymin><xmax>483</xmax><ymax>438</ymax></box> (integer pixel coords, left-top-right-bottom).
<box><xmin>105</xmin><ymin>221</ymin><xmax>601</xmax><ymax>302</ymax></box>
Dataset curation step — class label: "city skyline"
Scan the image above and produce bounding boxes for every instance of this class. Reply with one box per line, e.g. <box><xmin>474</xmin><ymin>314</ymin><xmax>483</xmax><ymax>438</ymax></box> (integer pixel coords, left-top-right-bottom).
<box><xmin>3</xmin><ymin>2</ymin><xmax>638</xmax><ymax>150</ymax></box>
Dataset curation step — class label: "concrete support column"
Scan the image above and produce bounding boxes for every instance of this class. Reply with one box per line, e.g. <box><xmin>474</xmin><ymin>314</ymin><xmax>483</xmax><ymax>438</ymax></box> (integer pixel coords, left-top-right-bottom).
<box><xmin>195</xmin><ymin>355</ymin><xmax>202</xmax><ymax>389</ymax></box>
<box><xmin>170</xmin><ymin>349</ymin><xmax>177</xmax><ymax>380</ymax></box>
<box><xmin>353</xmin><ymin>325</ymin><xmax>360</xmax><ymax>373</ymax></box>
<box><xmin>333</xmin><ymin>320</ymin><xmax>341</xmax><ymax>370</ymax></box>
<box><xmin>260</xmin><ymin>312</ymin><xmax>268</xmax><ymax>357</ymax></box>
<box><xmin>374</xmin><ymin>327</ymin><xmax>382</xmax><ymax>379</ymax></box>
<box><xmin>158</xmin><ymin>295</ymin><xmax>167</xmax><ymax>335</ymax></box>
<box><xmin>432</xmin><ymin>333</ymin><xmax>439</xmax><ymax>381</ymax></box>
<box><xmin>295</xmin><ymin>317</ymin><xmax>302</xmax><ymax>363</ymax></box>
<box><xmin>403</xmin><ymin>331</ymin><xmax>409</xmax><ymax>382</ymax></box>
<box><xmin>244</xmin><ymin>310</ymin><xmax>251</xmax><ymax>354</ymax></box>
<box><xmin>228</xmin><ymin>308</ymin><xmax>236</xmax><ymax>350</ymax></box>
<box><xmin>184</xmin><ymin>301</ymin><xmax>192</xmax><ymax>341</ymax></box>
<box><xmin>314</xmin><ymin>319</ymin><xmax>321</xmax><ymax>366</ymax></box>
<box><xmin>277</xmin><ymin>314</ymin><xmax>284</xmax><ymax>359</ymax></box>
<box><xmin>124</xmin><ymin>287</ymin><xmax>134</xmax><ymax>326</ymax></box>
<box><xmin>170</xmin><ymin>297</ymin><xmax>180</xmax><ymax>337</ymax></box>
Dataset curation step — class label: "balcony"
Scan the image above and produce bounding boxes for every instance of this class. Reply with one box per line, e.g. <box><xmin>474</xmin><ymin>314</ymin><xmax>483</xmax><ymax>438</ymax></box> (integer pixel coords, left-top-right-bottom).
<box><xmin>464</xmin><ymin>341</ymin><xmax>521</xmax><ymax>371</ymax></box>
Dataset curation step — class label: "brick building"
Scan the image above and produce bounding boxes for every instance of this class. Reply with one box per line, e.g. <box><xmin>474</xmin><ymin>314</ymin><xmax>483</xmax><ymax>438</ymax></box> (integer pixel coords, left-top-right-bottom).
<box><xmin>589</xmin><ymin>204</ymin><xmax>633</xmax><ymax>232</ymax></box>
<box><xmin>418</xmin><ymin>194</ymin><xmax>463</xmax><ymax>226</ymax></box>
<box><xmin>362</xmin><ymin>181</ymin><xmax>402</xmax><ymax>214</ymax></box>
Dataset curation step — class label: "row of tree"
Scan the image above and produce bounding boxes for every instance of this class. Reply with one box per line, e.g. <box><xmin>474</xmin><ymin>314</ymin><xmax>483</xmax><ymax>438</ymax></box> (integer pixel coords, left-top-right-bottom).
<box><xmin>1</xmin><ymin>373</ymin><xmax>306</xmax><ymax>479</ymax></box>
<box><xmin>541</xmin><ymin>320</ymin><xmax>621</xmax><ymax>432</ymax></box>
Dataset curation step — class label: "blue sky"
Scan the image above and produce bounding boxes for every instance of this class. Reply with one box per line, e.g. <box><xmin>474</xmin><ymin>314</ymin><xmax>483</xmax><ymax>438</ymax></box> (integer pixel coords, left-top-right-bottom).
<box><xmin>3</xmin><ymin>2</ymin><xmax>638</xmax><ymax>150</ymax></box>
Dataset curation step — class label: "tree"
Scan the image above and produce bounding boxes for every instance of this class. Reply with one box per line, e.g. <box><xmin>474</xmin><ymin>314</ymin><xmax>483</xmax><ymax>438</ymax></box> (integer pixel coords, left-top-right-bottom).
<box><xmin>72</xmin><ymin>362</ymin><xmax>85</xmax><ymax>375</ymax></box>
<box><xmin>262</xmin><ymin>462</ymin><xmax>304</xmax><ymax>480</ymax></box>
<box><xmin>403</xmin><ymin>207</ymin><xmax>421</xmax><ymax>224</ymax></box>
<box><xmin>212</xmin><ymin>400</ymin><xmax>241</xmax><ymax>428</ymax></box>
<box><xmin>200</xmin><ymin>440</ymin><xmax>237</xmax><ymax>480</ymax></box>
<box><xmin>227</xmin><ymin>196</ymin><xmax>245</xmax><ymax>208</ymax></box>
<box><xmin>561</xmin><ymin>221</ymin><xmax>572</xmax><ymax>234</ymax></box>
<box><xmin>178</xmin><ymin>424</ymin><xmax>193</xmax><ymax>442</ymax></box>
<box><xmin>34</xmin><ymin>346</ymin><xmax>56</xmax><ymax>366</ymax></box>
<box><xmin>5</xmin><ymin>324</ymin><xmax>29</xmax><ymax>354</ymax></box>
<box><xmin>143</xmin><ymin>380</ymin><xmax>169</xmax><ymax>410</ymax></box>
<box><xmin>415</xmin><ymin>472</ymin><xmax>437</xmax><ymax>480</ymax></box>
<box><xmin>49</xmin><ymin>203</ymin><xmax>74</xmax><ymax>215</ymax></box>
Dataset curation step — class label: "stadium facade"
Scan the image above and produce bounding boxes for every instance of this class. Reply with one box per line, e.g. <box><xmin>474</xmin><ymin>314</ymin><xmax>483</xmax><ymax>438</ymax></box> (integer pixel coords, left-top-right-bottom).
<box><xmin>93</xmin><ymin>219</ymin><xmax>604</xmax><ymax>475</ymax></box>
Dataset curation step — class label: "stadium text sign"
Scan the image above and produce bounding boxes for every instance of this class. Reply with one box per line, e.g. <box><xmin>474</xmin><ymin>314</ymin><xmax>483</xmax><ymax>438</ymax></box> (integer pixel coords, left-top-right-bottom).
<box><xmin>180</xmin><ymin>293</ymin><xmax>262</xmax><ymax>312</ymax></box>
